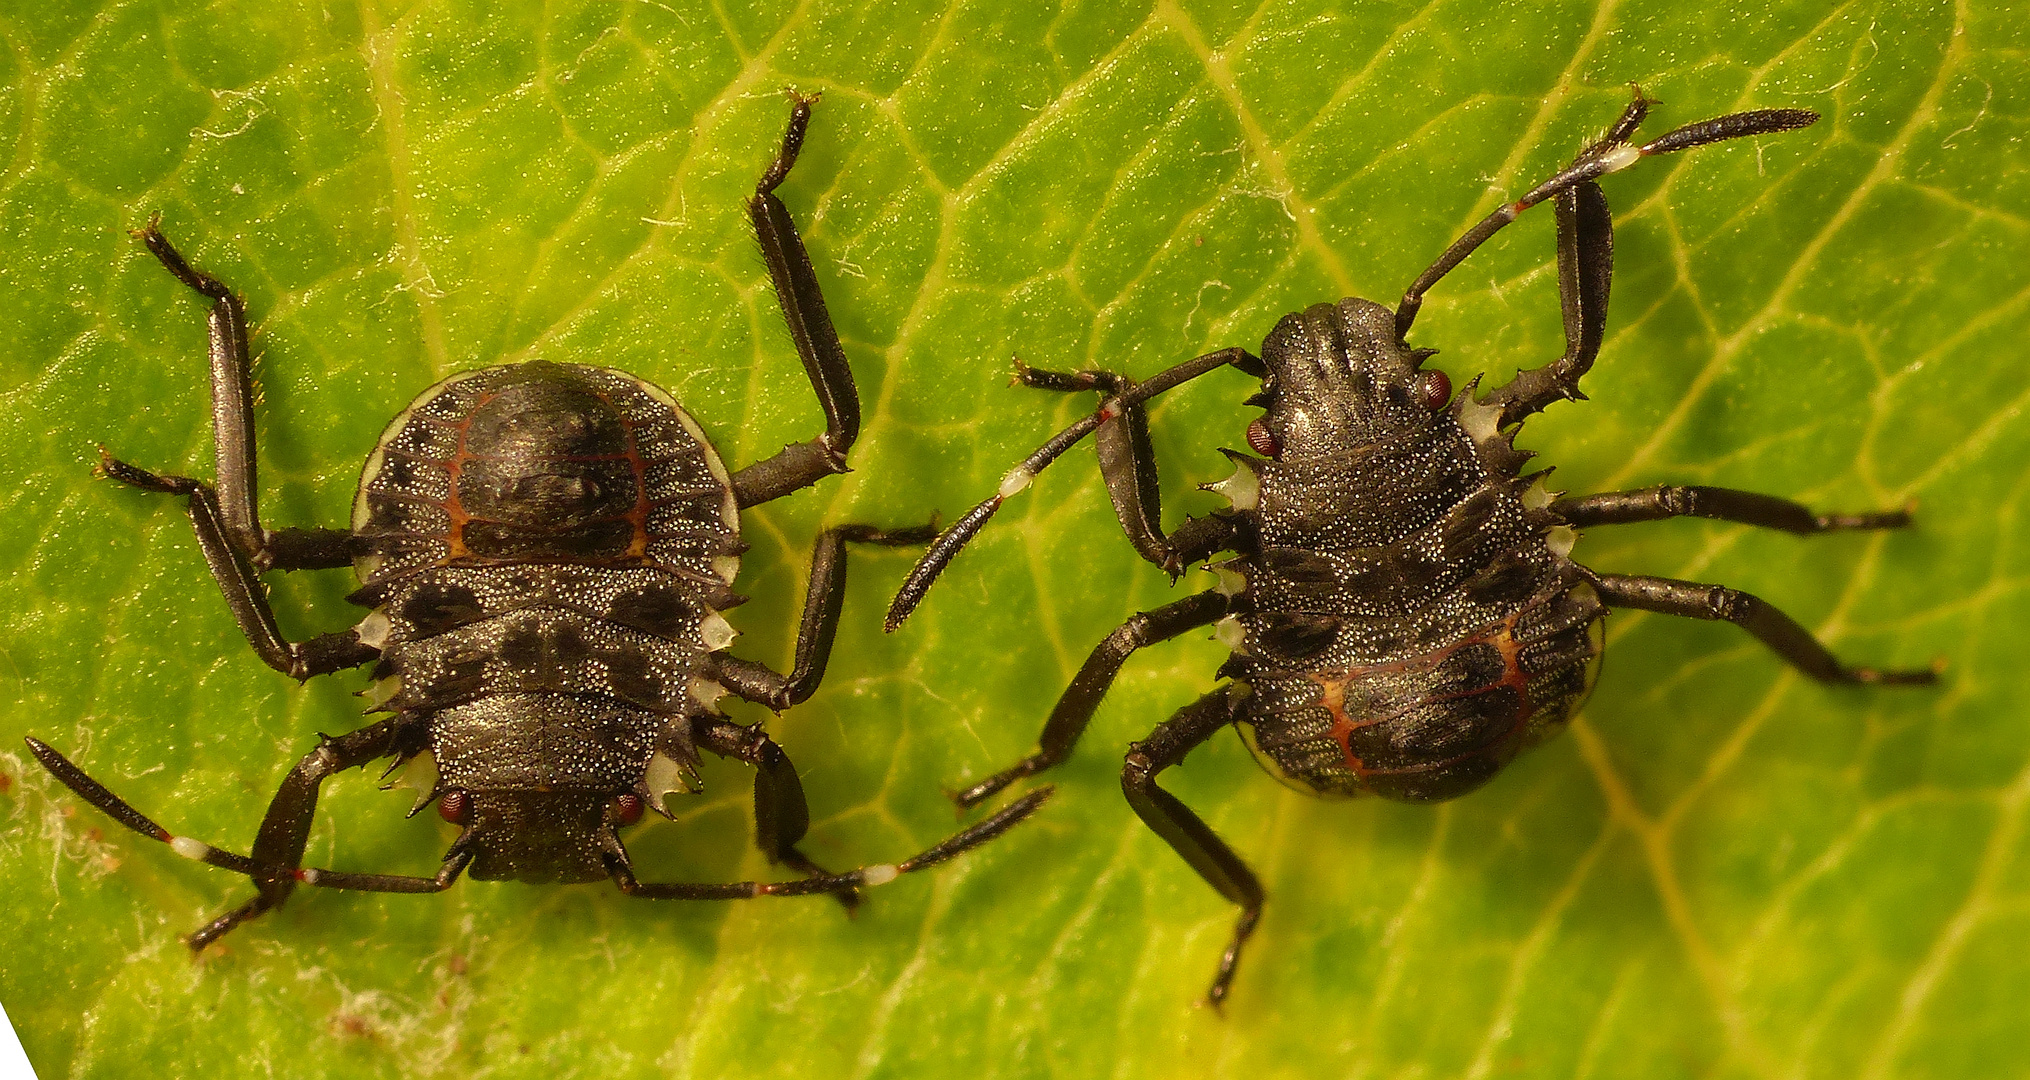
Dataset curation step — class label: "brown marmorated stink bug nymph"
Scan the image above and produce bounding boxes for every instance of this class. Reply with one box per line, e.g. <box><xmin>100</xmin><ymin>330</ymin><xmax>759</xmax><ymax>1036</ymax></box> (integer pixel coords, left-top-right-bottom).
<box><xmin>29</xmin><ymin>95</ymin><xmax>1047</xmax><ymax>952</ymax></box>
<box><xmin>884</xmin><ymin>89</ymin><xmax>1938</xmax><ymax>1006</ymax></box>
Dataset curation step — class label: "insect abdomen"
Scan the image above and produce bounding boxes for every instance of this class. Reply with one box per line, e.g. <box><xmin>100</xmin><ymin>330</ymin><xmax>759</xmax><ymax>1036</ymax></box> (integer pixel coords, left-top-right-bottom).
<box><xmin>1241</xmin><ymin>577</ymin><xmax>1604</xmax><ymax>801</ymax></box>
<box><xmin>349</xmin><ymin>361</ymin><xmax>741</xmax><ymax>586</ymax></box>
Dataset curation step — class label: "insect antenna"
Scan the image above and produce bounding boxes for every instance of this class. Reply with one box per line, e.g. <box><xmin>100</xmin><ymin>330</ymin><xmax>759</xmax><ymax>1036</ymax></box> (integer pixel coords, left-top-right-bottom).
<box><xmin>885</xmin><ymin>346</ymin><xmax>1256</xmax><ymax>630</ymax></box>
<box><xmin>603</xmin><ymin>786</ymin><xmax>1055</xmax><ymax>900</ymax></box>
<box><xmin>1394</xmin><ymin>86</ymin><xmax>1818</xmax><ymax>339</ymax></box>
<box><xmin>25</xmin><ymin>736</ymin><xmax>473</xmax><ymax>894</ymax></box>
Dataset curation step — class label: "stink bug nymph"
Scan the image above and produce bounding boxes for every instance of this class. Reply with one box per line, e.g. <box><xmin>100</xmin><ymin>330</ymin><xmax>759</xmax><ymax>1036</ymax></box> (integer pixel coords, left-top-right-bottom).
<box><xmin>884</xmin><ymin>90</ymin><xmax>1938</xmax><ymax>1006</ymax></box>
<box><xmin>29</xmin><ymin>95</ymin><xmax>1048</xmax><ymax>952</ymax></box>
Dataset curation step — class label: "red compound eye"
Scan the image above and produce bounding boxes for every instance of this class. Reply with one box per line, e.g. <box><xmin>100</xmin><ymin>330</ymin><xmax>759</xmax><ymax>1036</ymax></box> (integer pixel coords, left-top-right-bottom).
<box><xmin>613</xmin><ymin>793</ymin><xmax>645</xmax><ymax>826</ymax></box>
<box><xmin>1246</xmin><ymin>417</ymin><xmax>1282</xmax><ymax>459</ymax></box>
<box><xmin>436</xmin><ymin>789</ymin><xmax>470</xmax><ymax>826</ymax></box>
<box><xmin>1419</xmin><ymin>370</ymin><xmax>1452</xmax><ymax>410</ymax></box>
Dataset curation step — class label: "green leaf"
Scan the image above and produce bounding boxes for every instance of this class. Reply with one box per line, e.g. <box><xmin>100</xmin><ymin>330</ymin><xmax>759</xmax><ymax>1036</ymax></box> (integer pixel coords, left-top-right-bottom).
<box><xmin>2</xmin><ymin>1</ymin><xmax>2023</xmax><ymax>1076</ymax></box>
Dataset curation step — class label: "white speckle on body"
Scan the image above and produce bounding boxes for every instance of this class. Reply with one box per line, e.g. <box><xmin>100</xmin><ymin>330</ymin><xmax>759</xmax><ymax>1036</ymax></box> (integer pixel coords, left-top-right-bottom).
<box><xmin>356</xmin><ymin>608</ymin><xmax>392</xmax><ymax>649</ymax></box>
<box><xmin>1205</xmin><ymin>463</ymin><xmax>1259</xmax><ymax>511</ymax></box>
<box><xmin>1599</xmin><ymin>143</ymin><xmax>1643</xmax><ymax>173</ymax></box>
<box><xmin>643</xmin><ymin>750</ymin><xmax>701</xmax><ymax>817</ymax></box>
<box><xmin>366</xmin><ymin>674</ymin><xmax>403</xmax><ymax>707</ymax></box>
<box><xmin>1456</xmin><ymin>395</ymin><xmax>1502</xmax><ymax>443</ymax></box>
<box><xmin>1209</xmin><ymin>565</ymin><xmax>1248</xmax><ymax>597</ymax></box>
<box><xmin>688</xmin><ymin>678</ymin><xmax>729</xmax><ymax>713</ymax></box>
<box><xmin>997</xmin><ymin>467</ymin><xmax>1035</xmax><ymax>499</ymax></box>
<box><xmin>699</xmin><ymin>610</ymin><xmax>738</xmax><ymax>651</ymax></box>
<box><xmin>385</xmin><ymin>750</ymin><xmax>439</xmax><ymax>813</ymax></box>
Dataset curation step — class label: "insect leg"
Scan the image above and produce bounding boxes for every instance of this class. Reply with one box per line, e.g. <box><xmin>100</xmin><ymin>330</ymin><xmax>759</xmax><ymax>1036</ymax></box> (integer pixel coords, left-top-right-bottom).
<box><xmin>1013</xmin><ymin>360</ymin><xmax>1244</xmax><ymax>576</ymax></box>
<box><xmin>180</xmin><ymin>851</ymin><xmax>474</xmax><ymax>957</ymax></box>
<box><xmin>1120</xmin><ymin>687</ymin><xmax>1263</xmax><ymax>1010</ymax></box>
<box><xmin>273</xmin><ymin>851</ymin><xmax>473</xmax><ymax>896</ymax></box>
<box><xmin>1481</xmin><ymin>179</ymin><xmax>1613</xmax><ymax>427</ymax></box>
<box><xmin>1589</xmin><ymin>573</ymin><xmax>1938</xmax><ymax>685</ymax></box>
<box><xmin>1013</xmin><ymin>362</ymin><xmax>1169</xmax><ymax>564</ymax></box>
<box><xmin>731</xmin><ymin>93</ymin><xmax>861</xmax><ymax>509</ymax></box>
<box><xmin>97</xmin><ymin>456</ymin><xmax>379</xmax><ymax>680</ymax></box>
<box><xmin>1394</xmin><ymin>87</ymin><xmax>1818</xmax><ymax>341</ymax></box>
<box><xmin>127</xmin><ymin>221</ymin><xmax>355</xmax><ymax>571</ymax></box>
<box><xmin>692</xmin><ymin>716</ymin><xmax>863</xmax><ymax>910</ymax></box>
<box><xmin>1554</xmin><ymin>486</ymin><xmax>1912</xmax><ymax>534</ymax></box>
<box><xmin>26</xmin><ymin>718</ymin><xmax>425</xmax><ymax>951</ymax></box>
<box><xmin>705</xmin><ymin>521</ymin><xmax>938</xmax><ymax>711</ymax></box>
<box><xmin>604</xmin><ymin>787</ymin><xmax>1053</xmax><ymax>900</ymax></box>
<box><xmin>884</xmin><ymin>346</ymin><xmax>1257</xmax><ymax>631</ymax></box>
<box><xmin>954</xmin><ymin>590</ymin><xmax>1234</xmax><ymax>808</ymax></box>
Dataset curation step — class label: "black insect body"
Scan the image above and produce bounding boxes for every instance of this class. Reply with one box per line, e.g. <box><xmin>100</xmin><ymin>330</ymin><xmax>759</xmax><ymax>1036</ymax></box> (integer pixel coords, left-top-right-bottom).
<box><xmin>28</xmin><ymin>96</ymin><xmax>1047</xmax><ymax>952</ymax></box>
<box><xmin>884</xmin><ymin>92</ymin><xmax>1937</xmax><ymax>1006</ymax></box>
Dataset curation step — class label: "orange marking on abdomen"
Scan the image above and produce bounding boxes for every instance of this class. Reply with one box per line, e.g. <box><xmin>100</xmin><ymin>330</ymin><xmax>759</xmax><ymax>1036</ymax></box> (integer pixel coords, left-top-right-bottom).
<box><xmin>423</xmin><ymin>387</ymin><xmax>656</xmax><ymax>565</ymax></box>
<box><xmin>616</xmin><ymin>402</ymin><xmax>651</xmax><ymax>559</ymax></box>
<box><xmin>435</xmin><ymin>391</ymin><xmax>495</xmax><ymax>561</ymax></box>
<box><xmin>1310</xmin><ymin>674</ymin><xmax>1367</xmax><ymax>775</ymax></box>
<box><xmin>1487</xmin><ymin>614</ymin><xmax>1537</xmax><ymax>747</ymax></box>
<box><xmin>1311</xmin><ymin>611</ymin><xmax>1536</xmax><ymax>777</ymax></box>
